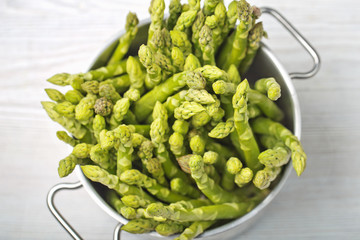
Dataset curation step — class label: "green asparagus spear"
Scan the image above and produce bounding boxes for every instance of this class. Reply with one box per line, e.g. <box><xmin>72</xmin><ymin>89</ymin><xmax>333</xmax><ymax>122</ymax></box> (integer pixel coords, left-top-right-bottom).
<box><xmin>254</xmin><ymin>77</ymin><xmax>281</xmax><ymax>101</ymax></box>
<box><xmin>85</xmin><ymin>59</ymin><xmax>127</xmax><ymax>81</ymax></box>
<box><xmin>221</xmin><ymin>157</ymin><xmax>243</xmax><ymax>191</ymax></box>
<box><xmin>94</xmin><ymin>97</ymin><xmax>113</xmax><ymax>117</ymax></box>
<box><xmin>248</xmin><ymin>104</ymin><xmax>262</xmax><ymax>119</ymax></box>
<box><xmin>172</xmin><ymin>46</ymin><xmax>185</xmax><ymax>72</ymax></box>
<box><xmin>258</xmin><ymin>136</ymin><xmax>291</xmax><ymax>167</ymax></box>
<box><xmin>174</xmin><ymin>10</ymin><xmax>198</xmax><ymax>32</ymax></box>
<box><xmin>174</xmin><ymin>101</ymin><xmax>206</xmax><ymax>120</ymax></box>
<box><xmin>148</xmin><ymin>0</ymin><xmax>165</xmax><ymax>44</ymax></box>
<box><xmin>212</xmin><ymin>80</ymin><xmax>236</xmax><ymax>95</ymax></box>
<box><xmin>56</xmin><ymin>131</ymin><xmax>79</xmax><ymax>147</ymax></box>
<box><xmin>146</xmin><ymin>200</ymin><xmax>257</xmax><ymax>221</ymax></box>
<box><xmin>189</xmin><ymin>155</ymin><xmax>244</xmax><ymax>204</ymax></box>
<box><xmin>42</xmin><ymin>101</ymin><xmax>89</xmax><ymax>140</ymax></box>
<box><xmin>53</xmin><ymin>101</ymin><xmax>75</xmax><ymax>119</ymax></box>
<box><xmin>170</xmin><ymin>30</ymin><xmax>193</xmax><ymax>57</ymax></box>
<box><xmin>239</xmin><ymin>22</ymin><xmax>266</xmax><ymax>74</ymax></box>
<box><xmin>203</xmin><ymin>151</ymin><xmax>219</xmax><ymax>165</ymax></box>
<box><xmin>234</xmin><ymin>167</ymin><xmax>253</xmax><ymax>187</ymax></box>
<box><xmin>217</xmin><ymin>0</ymin><xmax>253</xmax><ymax>70</ymax></box>
<box><xmin>199</xmin><ymin>24</ymin><xmax>215</xmax><ymax>65</ymax></box>
<box><xmin>184</xmin><ymin>89</ymin><xmax>215</xmax><ymax>104</ymax></box>
<box><xmin>191</xmin><ymin>11</ymin><xmax>206</xmax><ymax>60</ymax></box>
<box><xmin>191</xmin><ymin>111</ymin><xmax>211</xmax><ymax>128</ymax></box>
<box><xmin>248</xmin><ymin>89</ymin><xmax>284</xmax><ymax>121</ymax></box>
<box><xmin>208</xmin><ymin>118</ymin><xmax>235</xmax><ymax>139</ymax></box>
<box><xmin>174</xmin><ymin>221</ymin><xmax>215</xmax><ymax>240</ymax></box>
<box><xmin>81</xmin><ymin>165</ymin><xmax>155</xmax><ymax>202</ymax></box>
<box><xmin>156</xmin><ymin>221</ymin><xmax>187</xmax><ymax>236</ymax></box>
<box><xmin>189</xmin><ymin>134</ymin><xmax>206</xmax><ymax>155</ymax></box>
<box><xmin>253</xmin><ymin>169</ymin><xmax>270</xmax><ymax>189</ymax></box>
<box><xmin>64</xmin><ymin>90</ymin><xmax>83</xmax><ymax>105</ymax></box>
<box><xmin>121</xmin><ymin>195</ymin><xmax>151</xmax><ymax>209</ymax></box>
<box><xmin>170</xmin><ymin>178</ymin><xmax>201</xmax><ymax>199</ymax></box>
<box><xmin>89</xmin><ymin>144</ymin><xmax>115</xmax><ymax>171</ymax></box>
<box><xmin>45</xmin><ymin>88</ymin><xmax>65</xmax><ymax>102</ymax></box>
<box><xmin>120</xmin><ymin>169</ymin><xmax>190</xmax><ymax>203</ymax></box>
<box><xmin>251</xmin><ymin>117</ymin><xmax>307</xmax><ymax>176</ymax></box>
<box><xmin>57</xmin><ymin>154</ymin><xmax>78</xmax><ymax>178</ymax></box>
<box><xmin>81</xmin><ymin>80</ymin><xmax>99</xmax><ymax>95</ymax></box>
<box><xmin>167</xmin><ymin>0</ymin><xmax>182</xmax><ymax>30</ymax></box>
<box><xmin>108</xmin><ymin>12</ymin><xmax>139</xmax><ymax>65</ymax></box>
<box><xmin>203</xmin><ymin>0</ymin><xmax>221</xmax><ymax>16</ymax></box>
<box><xmin>121</xmin><ymin>218</ymin><xmax>159</xmax><ymax>234</ymax></box>
<box><xmin>133</xmin><ymin>71</ymin><xmax>189</xmax><ymax>122</ymax></box>
<box><xmin>169</xmin><ymin>132</ymin><xmax>186</xmax><ymax>156</ymax></box>
<box><xmin>232</xmin><ymin>80</ymin><xmax>262</xmax><ymax>171</ymax></box>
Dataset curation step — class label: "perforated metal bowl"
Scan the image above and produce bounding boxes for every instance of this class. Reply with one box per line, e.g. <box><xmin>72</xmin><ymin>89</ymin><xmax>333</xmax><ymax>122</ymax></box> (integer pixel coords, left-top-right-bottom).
<box><xmin>47</xmin><ymin>7</ymin><xmax>320</xmax><ymax>240</ymax></box>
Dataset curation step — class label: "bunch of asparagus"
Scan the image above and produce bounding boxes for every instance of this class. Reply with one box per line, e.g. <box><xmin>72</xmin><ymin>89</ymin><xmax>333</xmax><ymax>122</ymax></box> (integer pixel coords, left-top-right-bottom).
<box><xmin>42</xmin><ymin>0</ymin><xmax>307</xmax><ymax>239</ymax></box>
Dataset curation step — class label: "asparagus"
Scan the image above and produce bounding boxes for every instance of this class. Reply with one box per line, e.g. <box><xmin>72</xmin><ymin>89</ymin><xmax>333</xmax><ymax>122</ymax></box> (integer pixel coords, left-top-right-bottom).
<box><xmin>148</xmin><ymin>0</ymin><xmax>165</xmax><ymax>44</ymax></box>
<box><xmin>166</xmin><ymin>0</ymin><xmax>182</xmax><ymax>30</ymax></box>
<box><xmin>198</xmin><ymin>24</ymin><xmax>215</xmax><ymax>65</ymax></box>
<box><xmin>208</xmin><ymin>118</ymin><xmax>235</xmax><ymax>139</ymax></box>
<box><xmin>121</xmin><ymin>195</ymin><xmax>151</xmax><ymax>209</ymax></box>
<box><xmin>221</xmin><ymin>157</ymin><xmax>243</xmax><ymax>191</ymax></box>
<box><xmin>90</xmin><ymin>144</ymin><xmax>116</xmax><ymax>171</ymax></box>
<box><xmin>248</xmin><ymin>89</ymin><xmax>284</xmax><ymax>121</ymax></box>
<box><xmin>174</xmin><ymin>10</ymin><xmax>198</xmax><ymax>32</ymax></box>
<box><xmin>258</xmin><ymin>136</ymin><xmax>291</xmax><ymax>167</ymax></box>
<box><xmin>185</xmin><ymin>71</ymin><xmax>206</xmax><ymax>89</ymax></box>
<box><xmin>203</xmin><ymin>0</ymin><xmax>221</xmax><ymax>16</ymax></box>
<box><xmin>189</xmin><ymin>134</ymin><xmax>206</xmax><ymax>155</ymax></box>
<box><xmin>146</xmin><ymin>200</ymin><xmax>257</xmax><ymax>221</ymax></box>
<box><xmin>45</xmin><ymin>88</ymin><xmax>65</xmax><ymax>102</ymax></box>
<box><xmin>172</xmin><ymin>119</ymin><xmax>190</xmax><ymax>135</ymax></box>
<box><xmin>106</xmin><ymin>190</ymin><xmax>137</xmax><ymax>220</ymax></box>
<box><xmin>81</xmin><ymin>165</ymin><xmax>155</xmax><ymax>202</ymax></box>
<box><xmin>251</xmin><ymin>117</ymin><xmax>307</xmax><ymax>176</ymax></box>
<box><xmin>124</xmin><ymin>88</ymin><xmax>141</xmax><ymax>102</ymax></box>
<box><xmin>174</xmin><ymin>101</ymin><xmax>206</xmax><ymax>120</ymax></box>
<box><xmin>191</xmin><ymin>111</ymin><xmax>211</xmax><ymax>128</ymax></box>
<box><xmin>184</xmin><ymin>54</ymin><xmax>202</xmax><ymax>71</ymax></box>
<box><xmin>94</xmin><ymin>97</ymin><xmax>113</xmax><ymax>117</ymax></box>
<box><xmin>121</xmin><ymin>218</ymin><xmax>159</xmax><ymax>234</ymax></box>
<box><xmin>111</xmin><ymin>74</ymin><xmax>131</xmax><ymax>93</ymax></box>
<box><xmin>172</xmin><ymin>47</ymin><xmax>185</xmax><ymax>72</ymax></box>
<box><xmin>93</xmin><ymin>114</ymin><xmax>106</xmax><ymax>142</ymax></box>
<box><xmin>203</xmin><ymin>151</ymin><xmax>219</xmax><ymax>165</ymax></box>
<box><xmin>184</xmin><ymin>89</ymin><xmax>215</xmax><ymax>104</ymax></box>
<box><xmin>120</xmin><ymin>169</ymin><xmax>190</xmax><ymax>203</ymax></box>
<box><xmin>126</xmin><ymin>56</ymin><xmax>145</xmax><ymax>90</ymax></box>
<box><xmin>170</xmin><ymin>30</ymin><xmax>193</xmax><ymax>57</ymax></box>
<box><xmin>212</xmin><ymin>80</ymin><xmax>236</xmax><ymax>95</ymax></box>
<box><xmin>248</xmin><ymin>104</ymin><xmax>262</xmax><ymax>119</ymax></box>
<box><xmin>57</xmin><ymin>154</ymin><xmax>78</xmax><ymax>178</ymax></box>
<box><xmin>108</xmin><ymin>12</ymin><xmax>139</xmax><ymax>65</ymax></box>
<box><xmin>189</xmin><ymin>155</ymin><xmax>244</xmax><ymax>204</ymax></box>
<box><xmin>56</xmin><ymin>131</ymin><xmax>79</xmax><ymax>147</ymax></box>
<box><xmin>133</xmin><ymin>71</ymin><xmax>189</xmax><ymax>122</ymax></box>
<box><xmin>253</xmin><ymin>169</ymin><xmax>270</xmax><ymax>189</ymax></box>
<box><xmin>254</xmin><ymin>77</ymin><xmax>281</xmax><ymax>101</ymax></box>
<box><xmin>54</xmin><ymin>101</ymin><xmax>75</xmax><ymax>119</ymax></box>
<box><xmin>64</xmin><ymin>89</ymin><xmax>84</xmax><ymax>105</ymax></box>
<box><xmin>169</xmin><ymin>132</ymin><xmax>186</xmax><ymax>156</ymax></box>
<box><xmin>232</xmin><ymin>80</ymin><xmax>262</xmax><ymax>171</ymax></box>
<box><xmin>217</xmin><ymin>0</ymin><xmax>253</xmax><ymax>70</ymax></box>
<box><xmin>239</xmin><ymin>22</ymin><xmax>266</xmax><ymax>74</ymax></box>
<box><xmin>41</xmin><ymin>101</ymin><xmax>89</xmax><ymax>140</ymax></box>
<box><xmin>156</xmin><ymin>221</ymin><xmax>187</xmax><ymax>236</ymax></box>
<box><xmin>138</xmin><ymin>44</ymin><xmax>163</xmax><ymax>90</ymax></box>
<box><xmin>234</xmin><ymin>167</ymin><xmax>253</xmax><ymax>187</ymax></box>
<box><xmin>81</xmin><ymin>80</ymin><xmax>99</xmax><ymax>95</ymax></box>
<box><xmin>174</xmin><ymin>221</ymin><xmax>215</xmax><ymax>240</ymax></box>
<box><xmin>170</xmin><ymin>178</ymin><xmax>201</xmax><ymax>199</ymax></box>
<box><xmin>191</xmin><ymin>11</ymin><xmax>206</xmax><ymax>60</ymax></box>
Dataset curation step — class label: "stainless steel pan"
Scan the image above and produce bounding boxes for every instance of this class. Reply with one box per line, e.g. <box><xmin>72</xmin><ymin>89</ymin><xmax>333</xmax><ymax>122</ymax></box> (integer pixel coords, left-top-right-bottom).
<box><xmin>47</xmin><ymin>7</ymin><xmax>320</xmax><ymax>240</ymax></box>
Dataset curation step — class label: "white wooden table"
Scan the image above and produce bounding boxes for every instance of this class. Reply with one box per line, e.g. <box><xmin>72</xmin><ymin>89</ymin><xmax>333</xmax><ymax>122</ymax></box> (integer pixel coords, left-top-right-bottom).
<box><xmin>0</xmin><ymin>0</ymin><xmax>359</xmax><ymax>239</ymax></box>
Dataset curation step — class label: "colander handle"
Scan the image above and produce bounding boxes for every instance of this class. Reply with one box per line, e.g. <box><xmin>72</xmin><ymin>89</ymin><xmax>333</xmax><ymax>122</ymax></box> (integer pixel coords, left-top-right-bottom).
<box><xmin>47</xmin><ymin>182</ymin><xmax>123</xmax><ymax>240</ymax></box>
<box><xmin>260</xmin><ymin>7</ymin><xmax>321</xmax><ymax>79</ymax></box>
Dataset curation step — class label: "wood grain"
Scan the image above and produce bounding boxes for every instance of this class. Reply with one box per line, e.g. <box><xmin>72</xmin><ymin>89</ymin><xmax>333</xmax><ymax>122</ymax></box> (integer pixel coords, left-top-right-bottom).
<box><xmin>0</xmin><ymin>0</ymin><xmax>359</xmax><ymax>239</ymax></box>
